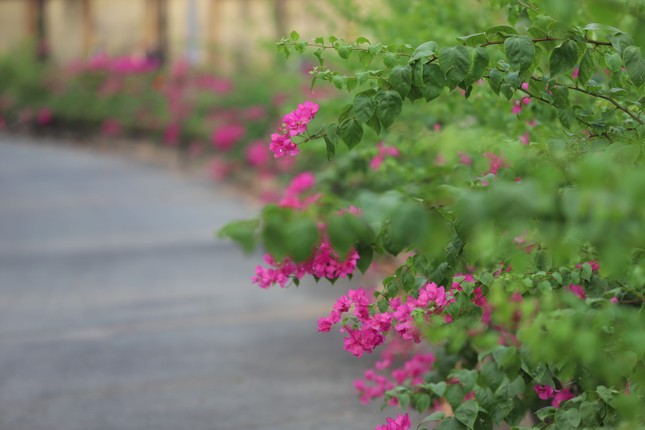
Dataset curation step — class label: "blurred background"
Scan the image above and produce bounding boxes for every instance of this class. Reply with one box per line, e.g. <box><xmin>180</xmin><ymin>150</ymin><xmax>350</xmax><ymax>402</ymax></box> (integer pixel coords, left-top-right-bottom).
<box><xmin>0</xmin><ymin>1</ymin><xmax>642</xmax><ymax>429</ymax></box>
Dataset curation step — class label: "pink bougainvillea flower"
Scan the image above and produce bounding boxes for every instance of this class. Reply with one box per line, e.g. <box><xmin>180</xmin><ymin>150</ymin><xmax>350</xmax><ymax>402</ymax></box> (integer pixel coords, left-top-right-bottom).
<box><xmin>569</xmin><ymin>284</ymin><xmax>586</xmax><ymax>299</ymax></box>
<box><xmin>269</xmin><ymin>133</ymin><xmax>299</xmax><ymax>158</ymax></box>
<box><xmin>101</xmin><ymin>119</ymin><xmax>122</xmax><ymax>136</ymax></box>
<box><xmin>282</xmin><ymin>101</ymin><xmax>319</xmax><ymax>136</ymax></box>
<box><xmin>534</xmin><ymin>384</ymin><xmax>555</xmax><ymax>400</ymax></box>
<box><xmin>36</xmin><ymin>108</ymin><xmax>53</xmax><ymax>126</ymax></box>
<box><xmin>512</xmin><ymin>100</ymin><xmax>523</xmax><ymax>115</ymax></box>
<box><xmin>552</xmin><ymin>388</ymin><xmax>575</xmax><ymax>408</ymax></box>
<box><xmin>520</xmin><ymin>132</ymin><xmax>530</xmax><ymax>145</ymax></box>
<box><xmin>521</xmin><ymin>82</ymin><xmax>530</xmax><ymax>91</ymax></box>
<box><xmin>212</xmin><ymin>123</ymin><xmax>245</xmax><ymax>151</ymax></box>
<box><xmin>483</xmin><ymin>152</ymin><xmax>507</xmax><ymax>175</ymax></box>
<box><xmin>572</xmin><ymin>67</ymin><xmax>580</xmax><ymax>79</ymax></box>
<box><xmin>458</xmin><ymin>152</ymin><xmax>473</xmax><ymax>166</ymax></box>
<box><xmin>375</xmin><ymin>413</ymin><xmax>411</xmax><ymax>430</ymax></box>
<box><xmin>245</xmin><ymin>140</ymin><xmax>271</xmax><ymax>168</ymax></box>
<box><xmin>370</xmin><ymin>142</ymin><xmax>400</xmax><ymax>170</ymax></box>
<box><xmin>164</xmin><ymin>122</ymin><xmax>181</xmax><ymax>146</ymax></box>
<box><xmin>243</xmin><ymin>105</ymin><xmax>267</xmax><ymax>121</ymax></box>
<box><xmin>576</xmin><ymin>260</ymin><xmax>600</xmax><ymax>272</ymax></box>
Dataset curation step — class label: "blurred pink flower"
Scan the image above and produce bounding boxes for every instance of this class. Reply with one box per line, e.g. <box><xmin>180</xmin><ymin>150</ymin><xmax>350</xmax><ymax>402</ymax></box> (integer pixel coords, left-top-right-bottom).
<box><xmin>164</xmin><ymin>123</ymin><xmax>181</xmax><ymax>146</ymax></box>
<box><xmin>212</xmin><ymin>124</ymin><xmax>245</xmax><ymax>151</ymax></box>
<box><xmin>101</xmin><ymin>119</ymin><xmax>122</xmax><ymax>136</ymax></box>
<box><xmin>370</xmin><ymin>142</ymin><xmax>400</xmax><ymax>170</ymax></box>
<box><xmin>36</xmin><ymin>108</ymin><xmax>53</xmax><ymax>126</ymax></box>
<box><xmin>246</xmin><ymin>140</ymin><xmax>271</xmax><ymax>168</ymax></box>
<box><xmin>520</xmin><ymin>132</ymin><xmax>530</xmax><ymax>145</ymax></box>
<box><xmin>243</xmin><ymin>105</ymin><xmax>267</xmax><ymax>121</ymax></box>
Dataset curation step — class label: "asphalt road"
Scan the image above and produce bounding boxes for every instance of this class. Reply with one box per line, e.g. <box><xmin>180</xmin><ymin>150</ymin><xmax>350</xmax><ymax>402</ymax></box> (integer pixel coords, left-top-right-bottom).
<box><xmin>0</xmin><ymin>135</ymin><xmax>391</xmax><ymax>430</ymax></box>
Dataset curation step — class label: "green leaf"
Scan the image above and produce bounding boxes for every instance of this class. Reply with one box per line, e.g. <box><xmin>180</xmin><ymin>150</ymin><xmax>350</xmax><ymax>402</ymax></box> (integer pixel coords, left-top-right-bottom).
<box><xmin>389</xmin><ymin>65</ymin><xmax>413</xmax><ymax>98</ymax></box>
<box><xmin>450</xmin><ymin>369</ymin><xmax>478</xmax><ymax>391</ymax></box>
<box><xmin>438</xmin><ymin>45</ymin><xmax>471</xmax><ymax>88</ymax></box>
<box><xmin>359</xmin><ymin>50</ymin><xmax>374</xmax><ymax>66</ymax></box>
<box><xmin>336</xmin><ymin>44</ymin><xmax>352</xmax><ymax>60</ymax></box>
<box><xmin>411</xmin><ymin>40</ymin><xmax>438</xmax><ymax>61</ymax></box>
<box><xmin>555</xmin><ymin>408</ymin><xmax>581</xmax><ymax>429</ymax></box>
<box><xmin>577</xmin><ymin>49</ymin><xmax>594</xmax><ymax>85</ymax></box>
<box><xmin>376</xmin><ymin>90</ymin><xmax>403</xmax><ymax>129</ymax></box>
<box><xmin>488</xmin><ymin>68</ymin><xmax>503</xmax><ymax>94</ymax></box>
<box><xmin>557</xmin><ymin>108</ymin><xmax>576</xmax><ymax>129</ymax></box>
<box><xmin>493</xmin><ymin>346</ymin><xmax>518</xmax><ymax>369</ymax></box>
<box><xmin>417</xmin><ymin>411</ymin><xmax>446</xmax><ymax>429</ymax></box>
<box><xmin>551</xmin><ymin>86</ymin><xmax>569</xmax><ymax>108</ymax></box>
<box><xmin>388</xmin><ymin>202</ymin><xmax>429</xmax><ymax>252</ymax></box>
<box><xmin>457</xmin><ymin>32</ymin><xmax>488</xmax><ymax>47</ymax></box>
<box><xmin>328</xmin><ymin>215</ymin><xmax>356</xmax><ymax>258</ymax></box>
<box><xmin>581</xmin><ymin>262</ymin><xmax>592</xmax><ymax>281</ymax></box>
<box><xmin>596</xmin><ymin>386</ymin><xmax>616</xmax><ymax>405</ymax></box>
<box><xmin>507</xmin><ymin>375</ymin><xmax>526</xmax><ymax>397</ymax></box>
<box><xmin>608</xmin><ymin>33</ymin><xmax>633</xmax><ymax>55</ymax></box>
<box><xmin>438</xmin><ymin>418</ymin><xmax>468</xmax><ymax>430</ymax></box>
<box><xmin>398</xmin><ymin>392</ymin><xmax>411</xmax><ymax>409</ymax></box>
<box><xmin>428</xmin><ymin>381</ymin><xmax>447</xmax><ymax>397</ymax></box>
<box><xmin>353</xmin><ymin>90</ymin><xmax>376</xmax><ymax>123</ymax></box>
<box><xmin>289</xmin><ymin>30</ymin><xmax>299</xmax><ymax>41</ymax></box>
<box><xmin>623</xmin><ymin>46</ymin><xmax>645</xmax><ymax>87</ymax></box>
<box><xmin>332</xmin><ymin>75</ymin><xmax>346</xmax><ymax>90</ymax></box>
<box><xmin>536</xmin><ymin>406</ymin><xmax>557</xmax><ymax>422</ymax></box>
<box><xmin>479</xmin><ymin>272</ymin><xmax>494</xmax><ymax>287</ymax></box>
<box><xmin>455</xmin><ymin>400</ymin><xmax>479</xmax><ymax>429</ymax></box>
<box><xmin>383</xmin><ymin>52</ymin><xmax>400</xmax><ymax>68</ymax></box>
<box><xmin>323</xmin><ymin>135</ymin><xmax>336</xmax><ymax>161</ymax></box>
<box><xmin>504</xmin><ymin>36</ymin><xmax>535</xmax><ymax>73</ymax></box>
<box><xmin>365</xmin><ymin>113</ymin><xmax>381</xmax><ymax>135</ymax></box>
<box><xmin>421</xmin><ymin>63</ymin><xmax>446</xmax><ymax>101</ymax></box>
<box><xmin>284</xmin><ymin>218</ymin><xmax>320</xmax><ymax>263</ymax></box>
<box><xmin>217</xmin><ymin>219</ymin><xmax>259</xmax><ymax>253</ymax></box>
<box><xmin>485</xmin><ymin>25</ymin><xmax>519</xmax><ymax>41</ymax></box>
<box><xmin>463</xmin><ymin>47</ymin><xmax>490</xmax><ymax>86</ymax></box>
<box><xmin>603</xmin><ymin>54</ymin><xmax>622</xmax><ymax>76</ymax></box>
<box><xmin>415</xmin><ymin>393</ymin><xmax>431</xmax><ymax>413</ymax></box>
<box><xmin>550</xmin><ymin>40</ymin><xmax>578</xmax><ymax>76</ymax></box>
<box><xmin>356</xmin><ymin>244</ymin><xmax>373</xmax><ymax>273</ymax></box>
<box><xmin>339</xmin><ymin>119</ymin><xmax>363</xmax><ymax>149</ymax></box>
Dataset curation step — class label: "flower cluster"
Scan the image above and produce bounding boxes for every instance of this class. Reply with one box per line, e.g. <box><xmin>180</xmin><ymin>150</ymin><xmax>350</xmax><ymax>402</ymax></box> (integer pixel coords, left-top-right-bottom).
<box><xmin>370</xmin><ymin>142</ymin><xmax>401</xmax><ymax>170</ymax></box>
<box><xmin>251</xmin><ymin>238</ymin><xmax>359</xmax><ymax>289</ymax></box>
<box><xmin>375</xmin><ymin>413</ymin><xmax>411</xmax><ymax>430</ymax></box>
<box><xmin>278</xmin><ymin>172</ymin><xmax>321</xmax><ymax>209</ymax></box>
<box><xmin>269</xmin><ymin>101</ymin><xmax>319</xmax><ymax>158</ymax></box>
<box><xmin>318</xmin><ymin>282</ymin><xmax>451</xmax><ymax>357</ymax></box>
<box><xmin>355</xmin><ymin>351</ymin><xmax>435</xmax><ymax>405</ymax></box>
<box><xmin>533</xmin><ymin>384</ymin><xmax>576</xmax><ymax>408</ymax></box>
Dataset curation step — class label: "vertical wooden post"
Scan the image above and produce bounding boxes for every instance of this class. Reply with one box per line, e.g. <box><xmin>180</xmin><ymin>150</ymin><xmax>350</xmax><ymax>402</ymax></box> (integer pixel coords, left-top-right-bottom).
<box><xmin>273</xmin><ymin>0</ymin><xmax>287</xmax><ymax>40</ymax></box>
<box><xmin>145</xmin><ymin>0</ymin><xmax>168</xmax><ymax>64</ymax></box>
<box><xmin>157</xmin><ymin>0</ymin><xmax>168</xmax><ymax>64</ymax></box>
<box><xmin>207</xmin><ymin>0</ymin><xmax>221</xmax><ymax>64</ymax></box>
<box><xmin>33</xmin><ymin>0</ymin><xmax>47</xmax><ymax>61</ymax></box>
<box><xmin>235</xmin><ymin>0</ymin><xmax>250</xmax><ymax>70</ymax></box>
<box><xmin>81</xmin><ymin>0</ymin><xmax>94</xmax><ymax>56</ymax></box>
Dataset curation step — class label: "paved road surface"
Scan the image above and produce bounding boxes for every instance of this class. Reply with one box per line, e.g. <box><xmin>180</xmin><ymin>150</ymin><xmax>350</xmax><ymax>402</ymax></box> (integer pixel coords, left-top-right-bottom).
<box><xmin>0</xmin><ymin>135</ymin><xmax>390</xmax><ymax>430</ymax></box>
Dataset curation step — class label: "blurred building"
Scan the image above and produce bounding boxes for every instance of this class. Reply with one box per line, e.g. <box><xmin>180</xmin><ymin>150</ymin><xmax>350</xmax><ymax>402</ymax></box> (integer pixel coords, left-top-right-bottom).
<box><xmin>0</xmin><ymin>0</ymin><xmax>342</xmax><ymax>70</ymax></box>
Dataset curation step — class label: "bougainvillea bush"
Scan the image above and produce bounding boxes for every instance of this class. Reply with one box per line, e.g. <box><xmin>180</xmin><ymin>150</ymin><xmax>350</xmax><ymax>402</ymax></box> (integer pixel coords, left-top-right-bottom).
<box><xmin>0</xmin><ymin>46</ymin><xmax>331</xmax><ymax>189</ymax></box>
<box><xmin>220</xmin><ymin>0</ymin><xmax>645</xmax><ymax>429</ymax></box>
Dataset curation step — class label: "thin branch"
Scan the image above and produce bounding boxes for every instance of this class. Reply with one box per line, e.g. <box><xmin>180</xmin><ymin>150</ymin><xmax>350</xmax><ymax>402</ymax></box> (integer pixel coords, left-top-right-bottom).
<box><xmin>567</xmin><ymin>85</ymin><xmax>643</xmax><ymax>125</ymax></box>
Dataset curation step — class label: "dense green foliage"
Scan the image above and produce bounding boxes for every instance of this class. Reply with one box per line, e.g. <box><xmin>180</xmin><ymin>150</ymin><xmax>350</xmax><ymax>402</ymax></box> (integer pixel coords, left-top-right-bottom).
<box><xmin>221</xmin><ymin>0</ymin><xmax>645</xmax><ymax>428</ymax></box>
